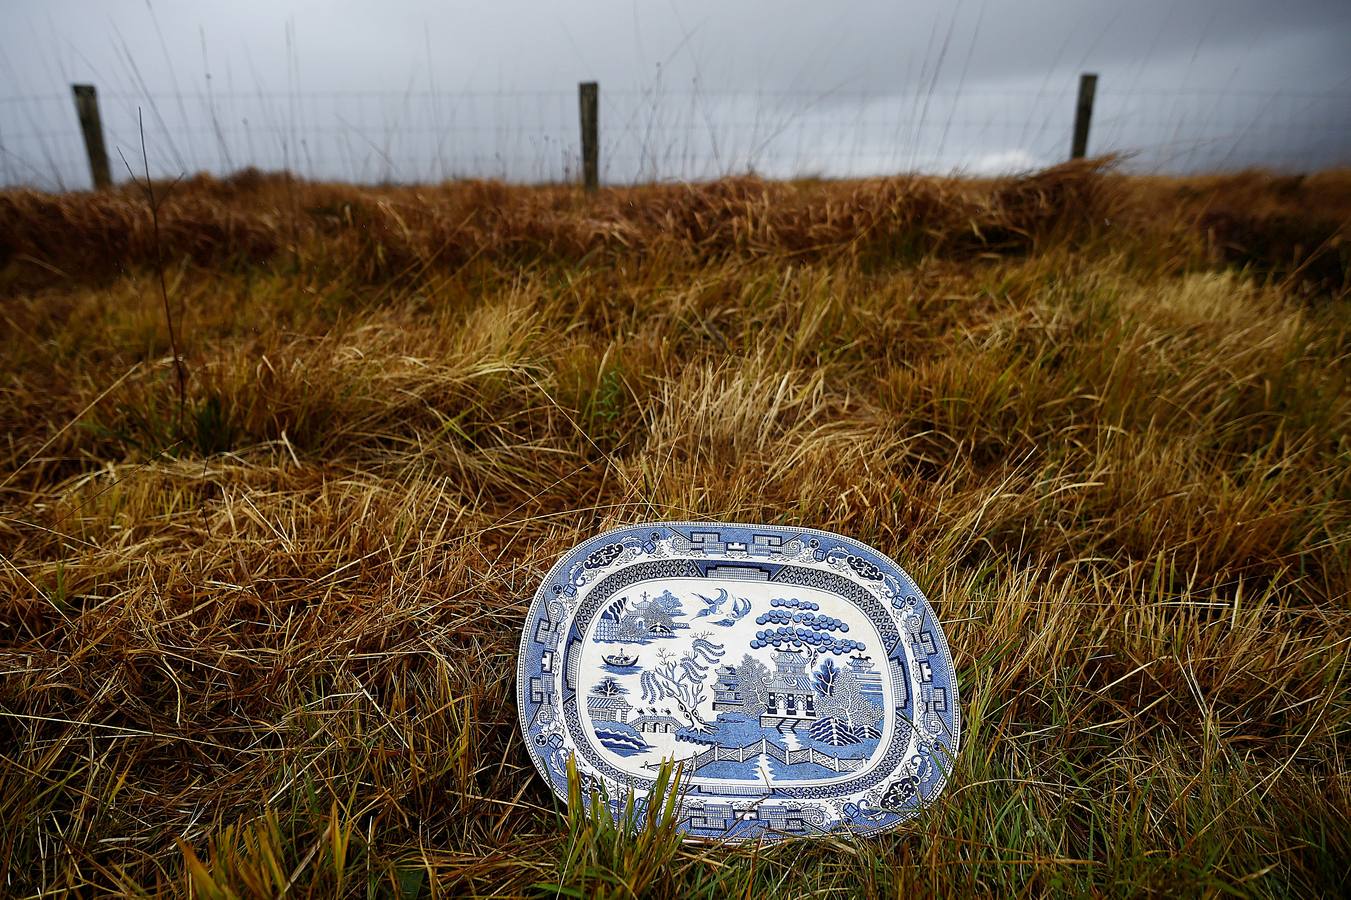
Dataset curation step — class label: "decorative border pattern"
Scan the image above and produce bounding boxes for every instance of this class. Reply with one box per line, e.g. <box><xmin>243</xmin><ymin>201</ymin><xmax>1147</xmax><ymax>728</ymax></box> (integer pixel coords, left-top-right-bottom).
<box><xmin>517</xmin><ymin>521</ymin><xmax>961</xmax><ymax>840</ymax></box>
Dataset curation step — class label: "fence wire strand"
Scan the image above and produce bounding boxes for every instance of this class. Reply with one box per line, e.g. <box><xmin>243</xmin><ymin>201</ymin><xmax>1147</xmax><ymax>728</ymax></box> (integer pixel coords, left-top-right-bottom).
<box><xmin>1</xmin><ymin>86</ymin><xmax>1348</xmax><ymax>190</ymax></box>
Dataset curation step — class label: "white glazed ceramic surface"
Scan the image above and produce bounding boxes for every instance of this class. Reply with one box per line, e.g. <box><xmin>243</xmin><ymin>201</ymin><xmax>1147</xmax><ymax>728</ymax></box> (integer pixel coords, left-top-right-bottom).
<box><xmin>517</xmin><ymin>522</ymin><xmax>960</xmax><ymax>840</ymax></box>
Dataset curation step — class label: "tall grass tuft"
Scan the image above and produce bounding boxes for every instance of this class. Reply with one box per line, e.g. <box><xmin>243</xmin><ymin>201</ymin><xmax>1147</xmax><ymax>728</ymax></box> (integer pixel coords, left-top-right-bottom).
<box><xmin>535</xmin><ymin>758</ymin><xmax>687</xmax><ymax>899</ymax></box>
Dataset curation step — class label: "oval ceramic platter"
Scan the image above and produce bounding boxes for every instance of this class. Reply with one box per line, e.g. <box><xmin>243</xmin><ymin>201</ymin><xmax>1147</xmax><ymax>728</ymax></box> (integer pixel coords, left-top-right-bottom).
<box><xmin>517</xmin><ymin>522</ymin><xmax>960</xmax><ymax>840</ymax></box>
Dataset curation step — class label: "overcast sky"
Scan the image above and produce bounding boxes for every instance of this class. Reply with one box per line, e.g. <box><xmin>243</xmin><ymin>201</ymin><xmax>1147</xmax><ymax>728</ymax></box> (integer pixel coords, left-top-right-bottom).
<box><xmin>3</xmin><ymin>0</ymin><xmax>1349</xmax><ymax>187</ymax></box>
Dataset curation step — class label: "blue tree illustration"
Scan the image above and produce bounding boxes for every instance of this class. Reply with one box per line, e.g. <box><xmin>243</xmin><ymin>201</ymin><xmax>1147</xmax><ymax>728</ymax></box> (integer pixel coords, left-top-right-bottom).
<box><xmin>593</xmin><ymin>676</ymin><xmax>626</xmax><ymax>697</ymax></box>
<box><xmin>750</xmin><ymin>605</ymin><xmax>865</xmax><ymax>668</ymax></box>
<box><xmin>639</xmin><ymin>635</ymin><xmax>725</xmax><ymax>732</ymax></box>
<box><xmin>814</xmin><ymin>658</ymin><xmax>842</xmax><ymax>697</ymax></box>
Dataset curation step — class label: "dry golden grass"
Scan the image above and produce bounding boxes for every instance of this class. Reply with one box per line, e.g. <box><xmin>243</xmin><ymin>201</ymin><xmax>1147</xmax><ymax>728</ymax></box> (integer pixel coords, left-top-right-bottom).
<box><xmin>1</xmin><ymin>161</ymin><xmax>1349</xmax><ymax>897</ymax></box>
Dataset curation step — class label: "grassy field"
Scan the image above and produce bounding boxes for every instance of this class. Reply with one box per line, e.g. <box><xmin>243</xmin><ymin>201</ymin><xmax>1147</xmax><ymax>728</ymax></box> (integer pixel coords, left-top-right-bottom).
<box><xmin>1</xmin><ymin>161</ymin><xmax>1349</xmax><ymax>897</ymax></box>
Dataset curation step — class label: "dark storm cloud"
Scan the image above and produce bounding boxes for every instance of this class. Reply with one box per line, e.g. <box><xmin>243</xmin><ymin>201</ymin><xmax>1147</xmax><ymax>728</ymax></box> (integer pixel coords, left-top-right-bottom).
<box><xmin>1</xmin><ymin>0</ymin><xmax>1348</xmax><ymax>187</ymax></box>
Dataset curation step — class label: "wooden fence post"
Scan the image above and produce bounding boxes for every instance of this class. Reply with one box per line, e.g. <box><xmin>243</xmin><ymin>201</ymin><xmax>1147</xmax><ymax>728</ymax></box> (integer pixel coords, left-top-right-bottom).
<box><xmin>71</xmin><ymin>84</ymin><xmax>112</xmax><ymax>189</ymax></box>
<box><xmin>1071</xmin><ymin>73</ymin><xmax>1098</xmax><ymax>160</ymax></box>
<box><xmin>579</xmin><ymin>81</ymin><xmax>598</xmax><ymax>191</ymax></box>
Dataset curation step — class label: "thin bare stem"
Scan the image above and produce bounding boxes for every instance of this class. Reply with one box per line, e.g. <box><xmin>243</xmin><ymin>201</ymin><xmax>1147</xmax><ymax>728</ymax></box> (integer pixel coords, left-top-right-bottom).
<box><xmin>119</xmin><ymin>108</ymin><xmax>188</xmax><ymax>428</ymax></box>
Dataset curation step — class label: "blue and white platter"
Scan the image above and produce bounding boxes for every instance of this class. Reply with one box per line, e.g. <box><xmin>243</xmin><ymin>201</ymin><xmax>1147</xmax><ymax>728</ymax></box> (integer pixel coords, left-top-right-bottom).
<box><xmin>517</xmin><ymin>522</ymin><xmax>961</xmax><ymax>840</ymax></box>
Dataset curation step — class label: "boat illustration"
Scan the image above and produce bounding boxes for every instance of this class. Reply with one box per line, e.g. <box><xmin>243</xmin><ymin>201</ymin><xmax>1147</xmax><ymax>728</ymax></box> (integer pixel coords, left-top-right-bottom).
<box><xmin>603</xmin><ymin>649</ymin><xmax>638</xmax><ymax>667</ymax></box>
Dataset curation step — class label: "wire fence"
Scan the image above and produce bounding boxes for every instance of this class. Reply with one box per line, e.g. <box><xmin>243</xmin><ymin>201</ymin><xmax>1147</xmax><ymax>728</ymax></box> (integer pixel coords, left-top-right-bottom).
<box><xmin>2</xmin><ymin>83</ymin><xmax>1349</xmax><ymax>190</ymax></box>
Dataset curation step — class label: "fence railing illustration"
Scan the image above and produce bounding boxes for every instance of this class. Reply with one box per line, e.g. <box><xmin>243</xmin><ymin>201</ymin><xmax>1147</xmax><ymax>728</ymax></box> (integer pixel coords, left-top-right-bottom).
<box><xmin>652</xmin><ymin>736</ymin><xmax>868</xmax><ymax>775</ymax></box>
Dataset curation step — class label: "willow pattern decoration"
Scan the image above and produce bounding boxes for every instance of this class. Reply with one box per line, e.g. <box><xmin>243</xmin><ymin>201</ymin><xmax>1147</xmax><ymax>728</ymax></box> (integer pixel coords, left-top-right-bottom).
<box><xmin>517</xmin><ymin>522</ymin><xmax>961</xmax><ymax>841</ymax></box>
<box><xmin>638</xmin><ymin>636</ymin><xmax>726</xmax><ymax>732</ymax></box>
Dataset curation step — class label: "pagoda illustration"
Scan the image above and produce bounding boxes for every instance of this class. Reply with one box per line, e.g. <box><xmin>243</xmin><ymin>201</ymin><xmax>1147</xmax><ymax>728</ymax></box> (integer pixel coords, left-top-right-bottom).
<box><xmin>587</xmin><ymin>677</ymin><xmax>634</xmax><ymax>723</ymax></box>
<box><xmin>848</xmin><ymin>655</ymin><xmax>884</xmax><ymax>706</ymax></box>
<box><xmin>588</xmin><ymin>692</ymin><xmax>633</xmax><ymax>724</ymax></box>
<box><xmin>593</xmin><ymin>591</ymin><xmax>687</xmax><ymax>643</ymax></box>
<box><xmin>711</xmin><ymin>664</ymin><xmax>743</xmax><ymax>711</ymax></box>
<box><xmin>760</xmin><ymin>649</ymin><xmax>818</xmax><ymax>731</ymax></box>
